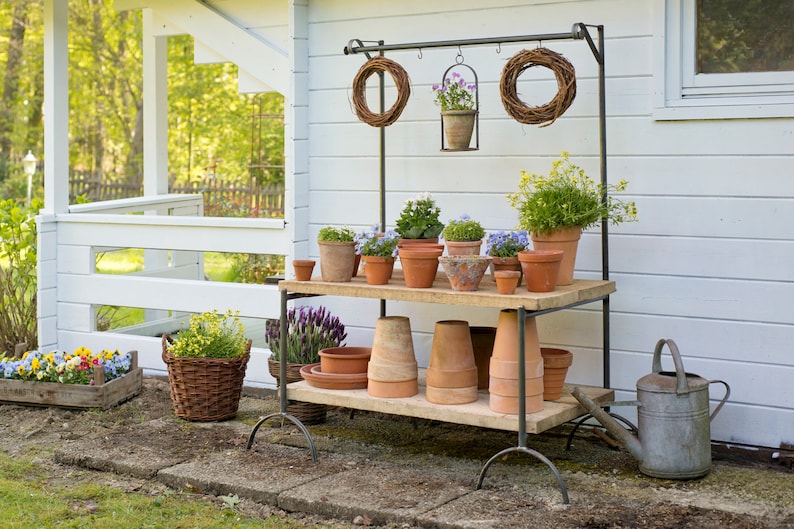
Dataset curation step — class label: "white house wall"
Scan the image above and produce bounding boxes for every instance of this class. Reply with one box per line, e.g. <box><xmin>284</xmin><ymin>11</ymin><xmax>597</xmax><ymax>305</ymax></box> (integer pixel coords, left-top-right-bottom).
<box><xmin>293</xmin><ymin>0</ymin><xmax>793</xmax><ymax>450</ymax></box>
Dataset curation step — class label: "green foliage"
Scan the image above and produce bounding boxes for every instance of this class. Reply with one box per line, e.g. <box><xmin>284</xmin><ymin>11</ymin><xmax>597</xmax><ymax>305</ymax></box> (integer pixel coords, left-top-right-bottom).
<box><xmin>318</xmin><ymin>225</ymin><xmax>355</xmax><ymax>242</ymax></box>
<box><xmin>395</xmin><ymin>192</ymin><xmax>444</xmax><ymax>239</ymax></box>
<box><xmin>0</xmin><ymin>199</ymin><xmax>39</xmax><ymax>354</ymax></box>
<box><xmin>507</xmin><ymin>152</ymin><xmax>637</xmax><ymax>235</ymax></box>
<box><xmin>432</xmin><ymin>71</ymin><xmax>476</xmax><ymax>111</ymax></box>
<box><xmin>230</xmin><ymin>253</ymin><xmax>284</xmax><ymax>283</ymax></box>
<box><xmin>442</xmin><ymin>215</ymin><xmax>485</xmax><ymax>241</ymax></box>
<box><xmin>168</xmin><ymin>309</ymin><xmax>249</xmax><ymax>359</ymax></box>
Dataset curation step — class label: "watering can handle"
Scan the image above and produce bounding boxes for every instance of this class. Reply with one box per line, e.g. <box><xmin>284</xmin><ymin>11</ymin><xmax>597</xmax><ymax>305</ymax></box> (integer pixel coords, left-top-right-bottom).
<box><xmin>652</xmin><ymin>338</ymin><xmax>689</xmax><ymax>393</ymax></box>
<box><xmin>708</xmin><ymin>379</ymin><xmax>731</xmax><ymax>421</ymax></box>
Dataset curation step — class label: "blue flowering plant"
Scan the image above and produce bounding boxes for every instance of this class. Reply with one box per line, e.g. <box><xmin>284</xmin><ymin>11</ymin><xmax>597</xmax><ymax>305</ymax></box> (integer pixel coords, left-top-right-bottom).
<box><xmin>432</xmin><ymin>71</ymin><xmax>476</xmax><ymax>111</ymax></box>
<box><xmin>0</xmin><ymin>347</ymin><xmax>133</xmax><ymax>385</ymax></box>
<box><xmin>485</xmin><ymin>230</ymin><xmax>530</xmax><ymax>258</ymax></box>
<box><xmin>355</xmin><ymin>226</ymin><xmax>400</xmax><ymax>258</ymax></box>
<box><xmin>265</xmin><ymin>305</ymin><xmax>347</xmax><ymax>364</ymax></box>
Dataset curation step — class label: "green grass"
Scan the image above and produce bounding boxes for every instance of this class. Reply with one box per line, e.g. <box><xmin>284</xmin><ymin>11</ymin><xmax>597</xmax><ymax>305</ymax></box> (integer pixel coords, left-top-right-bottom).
<box><xmin>0</xmin><ymin>454</ymin><xmax>329</xmax><ymax>529</ymax></box>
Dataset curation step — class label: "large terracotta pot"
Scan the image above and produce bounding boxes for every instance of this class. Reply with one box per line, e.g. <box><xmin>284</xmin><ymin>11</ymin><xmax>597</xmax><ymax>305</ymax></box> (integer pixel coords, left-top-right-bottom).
<box><xmin>367</xmin><ymin>316</ymin><xmax>418</xmax><ymax>398</ymax></box>
<box><xmin>399</xmin><ymin>247</ymin><xmax>443</xmax><ymax>288</ymax></box>
<box><xmin>361</xmin><ymin>255</ymin><xmax>395</xmax><ymax>285</ymax></box>
<box><xmin>397</xmin><ymin>238</ymin><xmax>441</xmax><ymax>249</ymax></box>
<box><xmin>318</xmin><ymin>241</ymin><xmax>356</xmax><ymax>282</ymax></box>
<box><xmin>426</xmin><ymin>320</ymin><xmax>478</xmax><ymax>405</ymax></box>
<box><xmin>541</xmin><ymin>347</ymin><xmax>573</xmax><ymax>400</ymax></box>
<box><xmin>518</xmin><ymin>249</ymin><xmax>564</xmax><ymax>293</ymax></box>
<box><xmin>438</xmin><ymin>255</ymin><xmax>492</xmax><ymax>291</ymax></box>
<box><xmin>489</xmin><ymin>309</ymin><xmax>544</xmax><ymax>414</ymax></box>
<box><xmin>445</xmin><ymin>240</ymin><xmax>482</xmax><ymax>256</ymax></box>
<box><xmin>442</xmin><ymin>110</ymin><xmax>476</xmax><ymax>150</ymax></box>
<box><xmin>530</xmin><ymin>226</ymin><xmax>581</xmax><ymax>286</ymax></box>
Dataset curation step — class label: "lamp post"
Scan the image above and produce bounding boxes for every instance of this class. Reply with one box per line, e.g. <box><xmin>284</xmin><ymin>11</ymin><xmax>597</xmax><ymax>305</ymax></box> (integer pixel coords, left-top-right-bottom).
<box><xmin>23</xmin><ymin>150</ymin><xmax>37</xmax><ymax>207</ymax></box>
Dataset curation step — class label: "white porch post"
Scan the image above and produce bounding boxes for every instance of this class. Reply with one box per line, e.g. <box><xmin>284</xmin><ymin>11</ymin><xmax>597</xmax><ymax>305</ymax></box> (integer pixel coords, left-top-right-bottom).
<box><xmin>43</xmin><ymin>0</ymin><xmax>69</xmax><ymax>215</ymax></box>
<box><xmin>287</xmin><ymin>0</ymin><xmax>309</xmax><ymax>263</ymax></box>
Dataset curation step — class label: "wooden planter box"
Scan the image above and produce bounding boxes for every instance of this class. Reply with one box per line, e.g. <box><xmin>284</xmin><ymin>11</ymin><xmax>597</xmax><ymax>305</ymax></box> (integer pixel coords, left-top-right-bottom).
<box><xmin>0</xmin><ymin>351</ymin><xmax>143</xmax><ymax>410</ymax></box>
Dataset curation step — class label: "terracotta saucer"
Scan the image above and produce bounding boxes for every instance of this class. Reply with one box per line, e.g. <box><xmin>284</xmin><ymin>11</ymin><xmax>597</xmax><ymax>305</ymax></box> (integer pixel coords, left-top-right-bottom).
<box><xmin>299</xmin><ymin>363</ymin><xmax>368</xmax><ymax>390</ymax></box>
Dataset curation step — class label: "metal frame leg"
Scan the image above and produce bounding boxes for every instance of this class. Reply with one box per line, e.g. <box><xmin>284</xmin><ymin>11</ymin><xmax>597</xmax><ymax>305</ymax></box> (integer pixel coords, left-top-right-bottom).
<box><xmin>477</xmin><ymin>446</ymin><xmax>569</xmax><ymax>504</ymax></box>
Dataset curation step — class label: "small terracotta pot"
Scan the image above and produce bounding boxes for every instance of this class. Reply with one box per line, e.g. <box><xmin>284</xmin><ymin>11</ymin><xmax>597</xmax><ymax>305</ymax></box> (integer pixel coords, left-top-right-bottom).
<box><xmin>518</xmin><ymin>249</ymin><xmax>564</xmax><ymax>292</ymax></box>
<box><xmin>541</xmin><ymin>347</ymin><xmax>573</xmax><ymax>400</ymax></box>
<box><xmin>530</xmin><ymin>227</ymin><xmax>581</xmax><ymax>286</ymax></box>
<box><xmin>318</xmin><ymin>346</ymin><xmax>371</xmax><ymax>374</ymax></box>
<box><xmin>438</xmin><ymin>255</ymin><xmax>492</xmax><ymax>291</ymax></box>
<box><xmin>399</xmin><ymin>247</ymin><xmax>443</xmax><ymax>288</ymax></box>
<box><xmin>292</xmin><ymin>259</ymin><xmax>315</xmax><ymax>281</ymax></box>
<box><xmin>490</xmin><ymin>256</ymin><xmax>522</xmax><ymax>285</ymax></box>
<box><xmin>352</xmin><ymin>253</ymin><xmax>362</xmax><ymax>278</ymax></box>
<box><xmin>362</xmin><ymin>255</ymin><xmax>395</xmax><ymax>285</ymax></box>
<box><xmin>445</xmin><ymin>240</ymin><xmax>482</xmax><ymax>256</ymax></box>
<box><xmin>494</xmin><ymin>270</ymin><xmax>520</xmax><ymax>294</ymax></box>
<box><xmin>300</xmin><ymin>363</ymin><xmax>368</xmax><ymax>390</ymax></box>
<box><xmin>318</xmin><ymin>241</ymin><xmax>356</xmax><ymax>282</ymax></box>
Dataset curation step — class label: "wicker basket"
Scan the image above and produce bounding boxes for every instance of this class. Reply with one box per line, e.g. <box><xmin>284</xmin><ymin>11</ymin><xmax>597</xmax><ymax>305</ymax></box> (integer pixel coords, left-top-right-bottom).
<box><xmin>162</xmin><ymin>334</ymin><xmax>251</xmax><ymax>422</ymax></box>
<box><xmin>268</xmin><ymin>359</ymin><xmax>327</xmax><ymax>424</ymax></box>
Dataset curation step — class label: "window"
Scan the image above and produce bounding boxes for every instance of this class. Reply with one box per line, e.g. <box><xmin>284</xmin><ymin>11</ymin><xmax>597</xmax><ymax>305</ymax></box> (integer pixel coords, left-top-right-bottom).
<box><xmin>655</xmin><ymin>0</ymin><xmax>794</xmax><ymax>119</ymax></box>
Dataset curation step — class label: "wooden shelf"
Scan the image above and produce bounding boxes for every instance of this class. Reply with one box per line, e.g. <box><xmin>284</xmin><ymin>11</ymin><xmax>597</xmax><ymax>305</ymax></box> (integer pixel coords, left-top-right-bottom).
<box><xmin>279</xmin><ymin>271</ymin><xmax>615</xmax><ymax>312</ymax></box>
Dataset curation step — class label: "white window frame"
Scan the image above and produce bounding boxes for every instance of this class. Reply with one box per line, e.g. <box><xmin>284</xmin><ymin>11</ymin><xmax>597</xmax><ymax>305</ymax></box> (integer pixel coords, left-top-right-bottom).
<box><xmin>654</xmin><ymin>0</ymin><xmax>794</xmax><ymax>120</ymax></box>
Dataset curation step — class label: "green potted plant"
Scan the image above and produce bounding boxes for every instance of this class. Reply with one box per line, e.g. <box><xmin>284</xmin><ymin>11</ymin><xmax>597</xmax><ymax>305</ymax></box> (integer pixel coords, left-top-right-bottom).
<box><xmin>265</xmin><ymin>305</ymin><xmax>347</xmax><ymax>423</ymax></box>
<box><xmin>355</xmin><ymin>227</ymin><xmax>400</xmax><ymax>285</ymax></box>
<box><xmin>485</xmin><ymin>230</ymin><xmax>529</xmax><ymax>283</ymax></box>
<box><xmin>441</xmin><ymin>214</ymin><xmax>486</xmax><ymax>255</ymax></box>
<box><xmin>317</xmin><ymin>225</ymin><xmax>357</xmax><ymax>282</ymax></box>
<box><xmin>161</xmin><ymin>309</ymin><xmax>251</xmax><ymax>421</ymax></box>
<box><xmin>395</xmin><ymin>192</ymin><xmax>444</xmax><ymax>243</ymax></box>
<box><xmin>507</xmin><ymin>151</ymin><xmax>637</xmax><ymax>285</ymax></box>
<box><xmin>433</xmin><ymin>71</ymin><xmax>477</xmax><ymax>150</ymax></box>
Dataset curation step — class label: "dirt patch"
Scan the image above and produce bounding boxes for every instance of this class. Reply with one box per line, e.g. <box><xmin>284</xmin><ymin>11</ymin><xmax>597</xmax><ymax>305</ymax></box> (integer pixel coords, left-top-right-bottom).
<box><xmin>1</xmin><ymin>378</ymin><xmax>792</xmax><ymax>529</ymax></box>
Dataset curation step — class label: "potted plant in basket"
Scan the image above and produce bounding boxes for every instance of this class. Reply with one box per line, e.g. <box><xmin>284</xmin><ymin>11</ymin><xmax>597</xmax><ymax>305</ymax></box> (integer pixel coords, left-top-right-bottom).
<box><xmin>441</xmin><ymin>214</ymin><xmax>486</xmax><ymax>256</ymax></box>
<box><xmin>317</xmin><ymin>225</ymin><xmax>357</xmax><ymax>282</ymax></box>
<box><xmin>161</xmin><ymin>309</ymin><xmax>251</xmax><ymax>422</ymax></box>
<box><xmin>433</xmin><ymin>71</ymin><xmax>477</xmax><ymax>150</ymax></box>
<box><xmin>507</xmin><ymin>151</ymin><xmax>637</xmax><ymax>285</ymax></box>
<box><xmin>355</xmin><ymin>226</ymin><xmax>400</xmax><ymax>285</ymax></box>
<box><xmin>265</xmin><ymin>305</ymin><xmax>347</xmax><ymax>423</ymax></box>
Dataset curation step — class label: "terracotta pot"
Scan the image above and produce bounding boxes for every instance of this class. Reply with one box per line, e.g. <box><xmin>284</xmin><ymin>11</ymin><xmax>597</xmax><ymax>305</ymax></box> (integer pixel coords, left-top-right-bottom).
<box><xmin>438</xmin><ymin>255</ymin><xmax>492</xmax><ymax>291</ymax></box>
<box><xmin>445</xmin><ymin>240</ymin><xmax>482</xmax><ymax>256</ymax></box>
<box><xmin>425</xmin><ymin>320</ymin><xmax>478</xmax><ymax>405</ymax></box>
<box><xmin>368</xmin><ymin>316</ymin><xmax>418</xmax><ymax>398</ymax></box>
<box><xmin>489</xmin><ymin>309</ymin><xmax>544</xmax><ymax>415</ymax></box>
<box><xmin>518</xmin><ymin>249</ymin><xmax>564</xmax><ymax>293</ymax></box>
<box><xmin>442</xmin><ymin>110</ymin><xmax>476</xmax><ymax>150</ymax></box>
<box><xmin>470</xmin><ymin>326</ymin><xmax>496</xmax><ymax>390</ymax></box>
<box><xmin>397</xmin><ymin>238</ymin><xmax>441</xmax><ymax>249</ymax></box>
<box><xmin>352</xmin><ymin>253</ymin><xmax>362</xmax><ymax>278</ymax></box>
<box><xmin>530</xmin><ymin>226</ymin><xmax>581</xmax><ymax>286</ymax></box>
<box><xmin>541</xmin><ymin>347</ymin><xmax>573</xmax><ymax>401</ymax></box>
<box><xmin>299</xmin><ymin>363</ymin><xmax>368</xmax><ymax>390</ymax></box>
<box><xmin>318</xmin><ymin>346</ymin><xmax>371</xmax><ymax>374</ymax></box>
<box><xmin>494</xmin><ymin>270</ymin><xmax>521</xmax><ymax>295</ymax></box>
<box><xmin>318</xmin><ymin>241</ymin><xmax>356</xmax><ymax>282</ymax></box>
<box><xmin>361</xmin><ymin>255</ymin><xmax>395</xmax><ymax>285</ymax></box>
<box><xmin>292</xmin><ymin>259</ymin><xmax>315</xmax><ymax>281</ymax></box>
<box><xmin>399</xmin><ymin>247</ymin><xmax>443</xmax><ymax>288</ymax></box>
<box><xmin>489</xmin><ymin>256</ymin><xmax>522</xmax><ymax>285</ymax></box>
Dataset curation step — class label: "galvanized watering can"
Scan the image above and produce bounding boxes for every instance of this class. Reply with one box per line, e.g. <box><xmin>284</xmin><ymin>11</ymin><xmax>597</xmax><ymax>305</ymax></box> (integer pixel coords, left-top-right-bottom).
<box><xmin>572</xmin><ymin>339</ymin><xmax>730</xmax><ymax>479</ymax></box>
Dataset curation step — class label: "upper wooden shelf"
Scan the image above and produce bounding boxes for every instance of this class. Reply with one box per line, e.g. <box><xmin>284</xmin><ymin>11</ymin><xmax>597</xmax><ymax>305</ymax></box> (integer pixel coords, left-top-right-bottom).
<box><xmin>279</xmin><ymin>271</ymin><xmax>615</xmax><ymax>312</ymax></box>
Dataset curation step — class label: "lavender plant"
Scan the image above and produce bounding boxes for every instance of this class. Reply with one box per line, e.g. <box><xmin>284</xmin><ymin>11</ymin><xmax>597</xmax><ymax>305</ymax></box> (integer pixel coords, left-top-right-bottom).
<box><xmin>265</xmin><ymin>305</ymin><xmax>347</xmax><ymax>364</ymax></box>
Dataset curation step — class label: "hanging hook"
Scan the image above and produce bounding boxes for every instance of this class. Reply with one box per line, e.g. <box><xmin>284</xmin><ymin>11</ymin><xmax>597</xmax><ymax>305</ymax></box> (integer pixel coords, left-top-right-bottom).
<box><xmin>496</xmin><ymin>42</ymin><xmax>502</xmax><ymax>54</ymax></box>
<box><xmin>456</xmin><ymin>46</ymin><xmax>464</xmax><ymax>64</ymax></box>
<box><xmin>417</xmin><ymin>48</ymin><xmax>423</xmax><ymax>59</ymax></box>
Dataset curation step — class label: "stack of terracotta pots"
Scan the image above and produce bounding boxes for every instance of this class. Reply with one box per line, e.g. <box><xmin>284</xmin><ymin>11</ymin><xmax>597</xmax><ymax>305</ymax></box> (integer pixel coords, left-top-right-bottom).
<box><xmin>299</xmin><ymin>346</ymin><xmax>371</xmax><ymax>390</ymax></box>
<box><xmin>425</xmin><ymin>320</ymin><xmax>479</xmax><ymax>405</ymax></box>
<box><xmin>367</xmin><ymin>316</ymin><xmax>419</xmax><ymax>398</ymax></box>
<box><xmin>488</xmin><ymin>309</ymin><xmax>544</xmax><ymax>414</ymax></box>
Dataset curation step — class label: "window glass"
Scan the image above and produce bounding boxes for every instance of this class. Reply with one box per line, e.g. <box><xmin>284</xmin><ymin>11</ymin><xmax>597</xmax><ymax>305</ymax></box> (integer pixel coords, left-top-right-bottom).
<box><xmin>697</xmin><ymin>0</ymin><xmax>794</xmax><ymax>74</ymax></box>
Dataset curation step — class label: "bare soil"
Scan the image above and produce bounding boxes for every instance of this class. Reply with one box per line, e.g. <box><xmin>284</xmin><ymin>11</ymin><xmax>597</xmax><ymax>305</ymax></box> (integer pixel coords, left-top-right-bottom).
<box><xmin>0</xmin><ymin>378</ymin><xmax>792</xmax><ymax>529</ymax></box>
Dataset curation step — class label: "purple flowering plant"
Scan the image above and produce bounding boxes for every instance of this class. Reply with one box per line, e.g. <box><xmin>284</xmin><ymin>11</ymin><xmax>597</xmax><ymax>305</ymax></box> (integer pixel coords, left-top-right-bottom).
<box><xmin>355</xmin><ymin>226</ymin><xmax>400</xmax><ymax>258</ymax></box>
<box><xmin>432</xmin><ymin>71</ymin><xmax>476</xmax><ymax>111</ymax></box>
<box><xmin>265</xmin><ymin>305</ymin><xmax>347</xmax><ymax>364</ymax></box>
<box><xmin>485</xmin><ymin>230</ymin><xmax>530</xmax><ymax>258</ymax></box>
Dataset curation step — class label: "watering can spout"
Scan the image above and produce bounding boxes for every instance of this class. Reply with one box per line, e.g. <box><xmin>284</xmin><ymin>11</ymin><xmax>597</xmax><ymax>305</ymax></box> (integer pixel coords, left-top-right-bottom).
<box><xmin>571</xmin><ymin>387</ymin><xmax>644</xmax><ymax>463</ymax></box>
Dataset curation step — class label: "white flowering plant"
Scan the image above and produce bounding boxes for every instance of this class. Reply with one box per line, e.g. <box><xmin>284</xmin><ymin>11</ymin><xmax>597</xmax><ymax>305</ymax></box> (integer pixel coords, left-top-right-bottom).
<box><xmin>0</xmin><ymin>347</ymin><xmax>132</xmax><ymax>385</ymax></box>
<box><xmin>395</xmin><ymin>192</ymin><xmax>444</xmax><ymax>239</ymax></box>
<box><xmin>167</xmin><ymin>309</ymin><xmax>248</xmax><ymax>359</ymax></box>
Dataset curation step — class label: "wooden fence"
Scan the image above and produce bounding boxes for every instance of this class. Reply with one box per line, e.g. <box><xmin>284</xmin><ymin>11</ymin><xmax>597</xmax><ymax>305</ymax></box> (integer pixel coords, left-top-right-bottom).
<box><xmin>69</xmin><ymin>172</ymin><xmax>285</xmax><ymax>217</ymax></box>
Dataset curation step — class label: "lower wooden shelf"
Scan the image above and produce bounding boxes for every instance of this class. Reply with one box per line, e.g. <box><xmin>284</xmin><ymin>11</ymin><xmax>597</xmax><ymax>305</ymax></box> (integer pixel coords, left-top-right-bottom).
<box><xmin>287</xmin><ymin>376</ymin><xmax>612</xmax><ymax>435</ymax></box>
